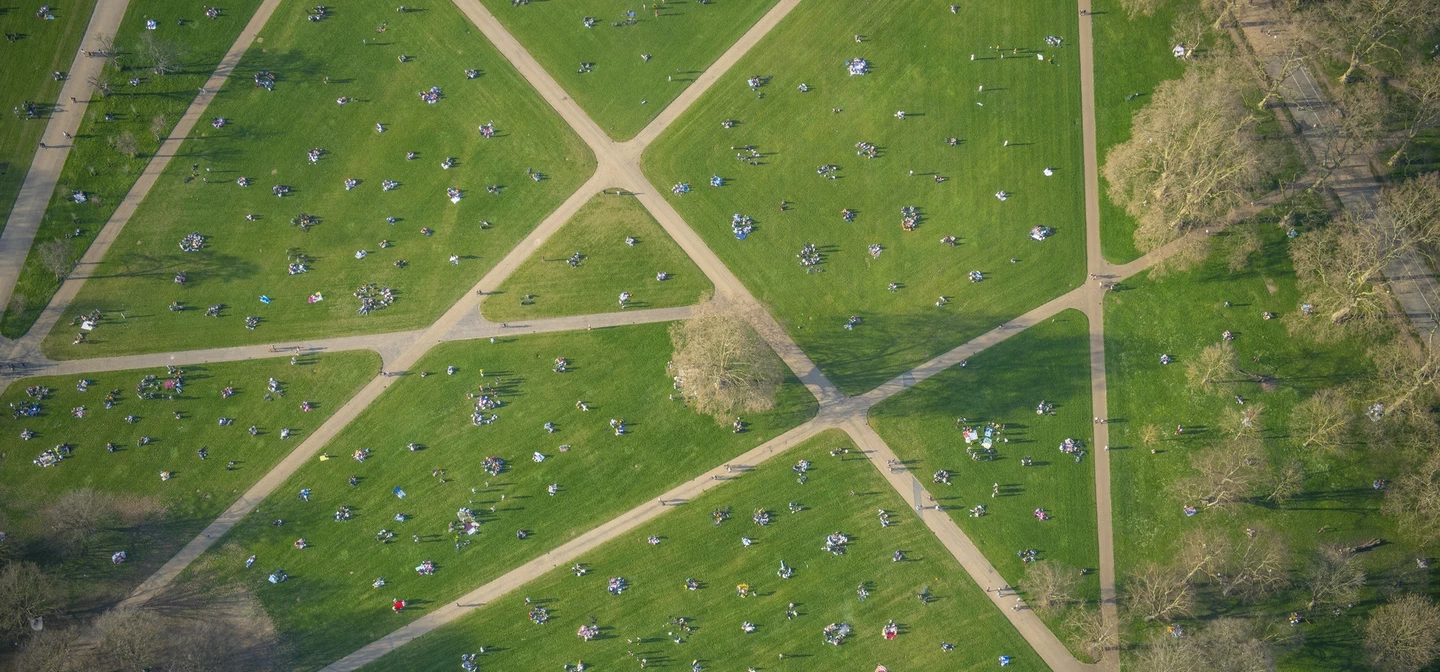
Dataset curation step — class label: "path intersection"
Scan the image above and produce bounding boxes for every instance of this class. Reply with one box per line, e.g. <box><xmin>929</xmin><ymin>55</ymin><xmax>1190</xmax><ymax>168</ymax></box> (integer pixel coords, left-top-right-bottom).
<box><xmin>0</xmin><ymin>0</ymin><xmax>1245</xmax><ymax>669</ymax></box>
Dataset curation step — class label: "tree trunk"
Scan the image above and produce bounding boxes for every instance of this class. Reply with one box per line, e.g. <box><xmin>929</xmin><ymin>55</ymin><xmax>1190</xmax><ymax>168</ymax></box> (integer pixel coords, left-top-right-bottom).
<box><xmin>1340</xmin><ymin>58</ymin><xmax>1359</xmax><ymax>84</ymax></box>
<box><xmin>1387</xmin><ymin>135</ymin><xmax>1414</xmax><ymax>167</ymax></box>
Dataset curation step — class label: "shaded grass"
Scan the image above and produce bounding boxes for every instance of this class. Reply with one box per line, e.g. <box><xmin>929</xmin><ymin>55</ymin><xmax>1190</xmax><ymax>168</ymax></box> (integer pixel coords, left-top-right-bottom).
<box><xmin>2</xmin><ymin>0</ymin><xmax>266</xmax><ymax>337</ymax></box>
<box><xmin>643</xmin><ymin>0</ymin><xmax>1087</xmax><ymax>396</ymax></box>
<box><xmin>363</xmin><ymin>430</ymin><xmax>1049</xmax><ymax>672</ymax></box>
<box><xmin>475</xmin><ymin>0</ymin><xmax>782</xmax><ymax>141</ymax></box>
<box><xmin>482</xmin><ymin>189</ymin><xmax>710</xmax><ymax>322</ymax></box>
<box><xmin>0</xmin><ymin>350</ymin><xmax>377</xmax><ymax>628</ymax></box>
<box><xmin>176</xmin><ymin>322</ymin><xmax>818</xmax><ymax>671</ymax></box>
<box><xmin>0</xmin><ymin>0</ymin><xmax>98</xmax><ymax>232</ymax></box>
<box><xmin>870</xmin><ymin>309</ymin><xmax>1099</xmax><ymax>658</ymax></box>
<box><xmin>1103</xmin><ymin>208</ymin><xmax>1428</xmax><ymax>670</ymax></box>
<box><xmin>35</xmin><ymin>0</ymin><xmax>596</xmax><ymax>358</ymax></box>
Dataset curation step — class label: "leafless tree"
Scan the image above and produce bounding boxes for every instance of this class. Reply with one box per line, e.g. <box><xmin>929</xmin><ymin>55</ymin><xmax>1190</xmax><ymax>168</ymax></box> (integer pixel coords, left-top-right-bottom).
<box><xmin>1133</xmin><ymin>628</ymin><xmax>1207</xmax><ymax>671</ymax></box>
<box><xmin>1290</xmin><ymin>174</ymin><xmax>1440</xmax><ymax>325</ymax></box>
<box><xmin>1201</xmin><ymin>0</ymin><xmax>1241</xmax><ymax>29</ymax></box>
<box><xmin>12</xmin><ymin>627</ymin><xmax>86</xmax><ymax>672</ymax></box>
<box><xmin>1290</xmin><ymin>388</ymin><xmax>1355</xmax><ymax>454</ymax></box>
<box><xmin>1218</xmin><ymin>403</ymin><xmax>1265</xmax><ymax>441</ymax></box>
<box><xmin>0</xmin><ymin>562</ymin><xmax>58</xmax><ymax>640</ymax></box>
<box><xmin>1104</xmin><ymin>57</ymin><xmax>1266</xmax><ymax>251</ymax></box>
<box><xmin>1196</xmin><ymin>618</ymin><xmax>1278</xmax><ymax>672</ymax></box>
<box><xmin>1251</xmin><ymin>20</ymin><xmax>1311</xmax><ymax>110</ymax></box>
<box><xmin>1266</xmin><ymin>459</ymin><xmax>1306</xmax><ymax>504</ymax></box>
<box><xmin>1308</xmin><ymin>80</ymin><xmax>1390</xmax><ymax>193</ymax></box>
<box><xmin>1175</xmin><ymin>439</ymin><xmax>1269</xmax><ymax>509</ymax></box>
<box><xmin>109</xmin><ymin>129</ymin><xmax>139</xmax><ymax>158</ymax></box>
<box><xmin>1388</xmin><ymin>60</ymin><xmax>1440</xmax><ymax>166</ymax></box>
<box><xmin>1187</xmin><ymin>341</ymin><xmax>1238</xmax><ymax>392</ymax></box>
<box><xmin>1066</xmin><ymin>606</ymin><xmax>1118</xmax><ymax>660</ymax></box>
<box><xmin>86</xmin><ymin>72</ymin><xmax>114</xmax><ymax>97</ymax></box>
<box><xmin>94</xmin><ymin>610</ymin><xmax>166</xmax><ymax>671</ymax></box>
<box><xmin>1140</xmin><ymin>423</ymin><xmax>1163</xmax><ymax>448</ymax></box>
<box><xmin>1365</xmin><ymin>593</ymin><xmax>1440</xmax><ymax>672</ymax></box>
<box><xmin>1171</xmin><ymin>7</ymin><xmax>1211</xmax><ymax>61</ymax></box>
<box><xmin>1125</xmin><ymin>563</ymin><xmax>1195</xmax><ymax>622</ymax></box>
<box><xmin>1304</xmin><ymin>0</ymin><xmax>1439</xmax><ymax>84</ymax></box>
<box><xmin>150</xmin><ymin>113</ymin><xmax>169</xmax><ymax>141</ymax></box>
<box><xmin>1384</xmin><ymin>450</ymin><xmax>1440</xmax><ymax>546</ymax></box>
<box><xmin>1222</xmin><ymin>526</ymin><xmax>1292</xmax><ymax>601</ymax></box>
<box><xmin>38</xmin><ymin>238</ymin><xmax>75</xmax><ymax>281</ymax></box>
<box><xmin>139</xmin><ymin>32</ymin><xmax>183</xmax><ymax>76</ymax></box>
<box><xmin>668</xmin><ymin>301</ymin><xmax>782</xmax><ymax>420</ymax></box>
<box><xmin>1227</xmin><ymin>227</ymin><xmax>1262</xmax><ymax>272</ymax></box>
<box><xmin>1370</xmin><ymin>339</ymin><xmax>1440</xmax><ymax>419</ymax></box>
<box><xmin>1304</xmin><ymin>544</ymin><xmax>1366</xmax><ymax>610</ymax></box>
<box><xmin>1020</xmin><ymin>560</ymin><xmax>1079</xmax><ymax>614</ymax></box>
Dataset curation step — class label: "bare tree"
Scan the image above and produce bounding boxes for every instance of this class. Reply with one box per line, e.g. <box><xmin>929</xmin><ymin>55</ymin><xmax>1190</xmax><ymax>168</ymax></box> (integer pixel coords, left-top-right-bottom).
<box><xmin>1266</xmin><ymin>459</ymin><xmax>1306</xmax><ymax>504</ymax></box>
<box><xmin>1365</xmin><ymin>594</ymin><xmax>1440</xmax><ymax>672</ymax></box>
<box><xmin>1201</xmin><ymin>0</ymin><xmax>1240</xmax><ymax>29</ymax></box>
<box><xmin>1133</xmin><ymin>629</ymin><xmax>1206</xmax><ymax>671</ymax></box>
<box><xmin>1290</xmin><ymin>174</ymin><xmax>1440</xmax><ymax>325</ymax></box>
<box><xmin>95</xmin><ymin>610</ymin><xmax>166</xmax><ymax>671</ymax></box>
<box><xmin>86</xmin><ymin>72</ymin><xmax>114</xmax><ymax>97</ymax></box>
<box><xmin>1066</xmin><ymin>607</ymin><xmax>1116</xmax><ymax>660</ymax></box>
<box><xmin>1384</xmin><ymin>450</ymin><xmax>1440</xmax><ymax>546</ymax></box>
<box><xmin>1308</xmin><ymin>80</ymin><xmax>1390</xmax><ymax>193</ymax></box>
<box><xmin>1304</xmin><ymin>544</ymin><xmax>1366</xmax><ymax>610</ymax></box>
<box><xmin>668</xmin><ymin>302</ymin><xmax>783</xmax><ymax>420</ymax></box>
<box><xmin>0</xmin><ymin>562</ymin><xmax>58</xmax><ymax>640</ymax></box>
<box><xmin>1020</xmin><ymin>561</ymin><xmax>1079</xmax><ymax>614</ymax></box>
<box><xmin>1140</xmin><ymin>424</ymin><xmax>1164</xmax><ymax>448</ymax></box>
<box><xmin>38</xmin><ymin>239</ymin><xmax>75</xmax><ymax>281</ymax></box>
<box><xmin>1104</xmin><ymin>57</ymin><xmax>1266</xmax><ymax>251</ymax></box>
<box><xmin>1227</xmin><ymin>227</ymin><xmax>1262</xmax><ymax>272</ymax></box>
<box><xmin>1222</xmin><ymin>526</ymin><xmax>1292</xmax><ymax>601</ymax></box>
<box><xmin>1252</xmin><ymin>18</ymin><xmax>1311</xmax><ymax>110</ymax></box>
<box><xmin>1175</xmin><ymin>439</ymin><xmax>1269</xmax><ymax>509</ymax></box>
<box><xmin>1196</xmin><ymin>618</ymin><xmax>1278</xmax><ymax>672</ymax></box>
<box><xmin>1388</xmin><ymin>60</ymin><xmax>1440</xmax><ymax>166</ymax></box>
<box><xmin>150</xmin><ymin>113</ymin><xmax>169</xmax><ymax>141</ymax></box>
<box><xmin>109</xmin><ymin>129</ymin><xmax>139</xmax><ymax>158</ymax></box>
<box><xmin>12</xmin><ymin>627</ymin><xmax>86</xmax><ymax>672</ymax></box>
<box><xmin>1125</xmin><ymin>563</ymin><xmax>1195</xmax><ymax>622</ymax></box>
<box><xmin>1304</xmin><ymin>0</ymin><xmax>1439</xmax><ymax>84</ymax></box>
<box><xmin>1290</xmin><ymin>388</ymin><xmax>1354</xmax><ymax>454</ymax></box>
<box><xmin>1218</xmin><ymin>403</ymin><xmax>1265</xmax><ymax>441</ymax></box>
<box><xmin>1187</xmin><ymin>341</ymin><xmax>1238</xmax><ymax>392</ymax></box>
<box><xmin>1171</xmin><ymin>7</ymin><xmax>1210</xmax><ymax>61</ymax></box>
<box><xmin>1370</xmin><ymin>339</ymin><xmax>1440</xmax><ymax>419</ymax></box>
<box><xmin>139</xmin><ymin>32</ymin><xmax>183</xmax><ymax>76</ymax></box>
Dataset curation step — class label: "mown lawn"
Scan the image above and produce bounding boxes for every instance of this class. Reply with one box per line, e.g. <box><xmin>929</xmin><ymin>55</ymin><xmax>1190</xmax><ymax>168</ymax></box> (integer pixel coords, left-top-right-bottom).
<box><xmin>363</xmin><ymin>430</ymin><xmax>1048</xmax><ymax>672</ymax></box>
<box><xmin>482</xmin><ymin>189</ymin><xmax>710</xmax><ymax>322</ymax></box>
<box><xmin>476</xmin><ymin>0</ymin><xmax>782</xmax><ymax>141</ymax></box>
<box><xmin>0</xmin><ymin>0</ymin><xmax>98</xmax><ymax>232</ymax></box>
<box><xmin>1089</xmin><ymin>0</ymin><xmax>1194</xmax><ymax>265</ymax></box>
<box><xmin>2</xmin><ymin>0</ymin><xmax>266</xmax><ymax>337</ymax></box>
<box><xmin>1104</xmin><ymin>210</ymin><xmax>1426</xmax><ymax>670</ymax></box>
<box><xmin>38</xmin><ymin>0</ymin><xmax>596</xmax><ymax>358</ymax></box>
<box><xmin>643</xmin><ymin>0</ymin><xmax>1087</xmax><ymax>396</ymax></box>
<box><xmin>870</xmin><ymin>310</ymin><xmax>1099</xmax><ymax>658</ymax></box>
<box><xmin>0</xmin><ymin>350</ymin><xmax>377</xmax><ymax>625</ymax></box>
<box><xmin>175</xmin><ymin>322</ymin><xmax>818</xmax><ymax>671</ymax></box>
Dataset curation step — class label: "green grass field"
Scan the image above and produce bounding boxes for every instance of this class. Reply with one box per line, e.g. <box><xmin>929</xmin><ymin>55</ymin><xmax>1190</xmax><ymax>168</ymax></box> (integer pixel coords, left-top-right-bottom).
<box><xmin>1090</xmin><ymin>0</ymin><xmax>1193</xmax><ymax>265</ymax></box>
<box><xmin>482</xmin><ymin>190</ymin><xmax>710</xmax><ymax>322</ymax></box>
<box><xmin>2</xmin><ymin>0</ymin><xmax>267</xmax><ymax>338</ymax></box>
<box><xmin>643</xmin><ymin>0</ymin><xmax>1087</xmax><ymax>396</ymax></box>
<box><xmin>0</xmin><ymin>0</ymin><xmax>98</xmax><ymax>232</ymax></box>
<box><xmin>0</xmin><ymin>350</ymin><xmax>377</xmax><ymax>622</ymax></box>
<box><xmin>363</xmin><ymin>430</ymin><xmax>1048</xmax><ymax>672</ymax></box>
<box><xmin>476</xmin><ymin>0</ymin><xmax>782</xmax><ymax>141</ymax></box>
<box><xmin>175</xmin><ymin>322</ymin><xmax>817</xmax><ymax>670</ymax></box>
<box><xmin>1103</xmin><ymin>211</ymin><xmax>1426</xmax><ymax>669</ymax></box>
<box><xmin>35</xmin><ymin>0</ymin><xmax>596</xmax><ymax>359</ymax></box>
<box><xmin>870</xmin><ymin>310</ymin><xmax>1099</xmax><ymax>658</ymax></box>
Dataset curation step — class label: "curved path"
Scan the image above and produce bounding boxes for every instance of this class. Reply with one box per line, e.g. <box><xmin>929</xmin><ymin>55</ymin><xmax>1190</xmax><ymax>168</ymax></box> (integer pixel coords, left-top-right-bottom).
<box><xmin>0</xmin><ymin>0</ymin><xmax>1162</xmax><ymax>670</ymax></box>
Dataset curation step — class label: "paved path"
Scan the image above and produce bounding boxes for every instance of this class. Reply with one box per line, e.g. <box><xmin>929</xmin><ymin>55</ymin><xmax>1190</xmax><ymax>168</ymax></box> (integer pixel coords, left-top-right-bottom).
<box><xmin>1233</xmin><ymin>1</ymin><xmax>1440</xmax><ymax>342</ymax></box>
<box><xmin>0</xmin><ymin>0</ymin><xmax>1208</xmax><ymax>668</ymax></box>
<box><xmin>0</xmin><ymin>0</ymin><xmax>287</xmax><ymax>363</ymax></box>
<box><xmin>0</xmin><ymin>0</ymin><xmax>130</xmax><ymax>316</ymax></box>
